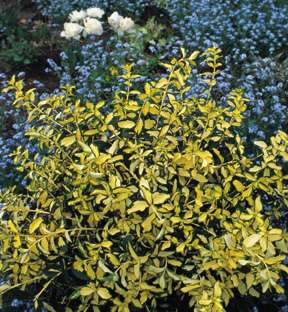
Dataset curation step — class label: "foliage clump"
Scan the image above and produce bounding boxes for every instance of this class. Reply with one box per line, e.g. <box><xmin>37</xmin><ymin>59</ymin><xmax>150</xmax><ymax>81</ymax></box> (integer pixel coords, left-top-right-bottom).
<box><xmin>0</xmin><ymin>48</ymin><xmax>288</xmax><ymax>312</ymax></box>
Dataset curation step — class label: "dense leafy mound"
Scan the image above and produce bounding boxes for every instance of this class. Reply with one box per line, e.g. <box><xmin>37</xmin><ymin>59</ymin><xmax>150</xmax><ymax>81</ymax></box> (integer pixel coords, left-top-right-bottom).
<box><xmin>0</xmin><ymin>48</ymin><xmax>288</xmax><ymax>312</ymax></box>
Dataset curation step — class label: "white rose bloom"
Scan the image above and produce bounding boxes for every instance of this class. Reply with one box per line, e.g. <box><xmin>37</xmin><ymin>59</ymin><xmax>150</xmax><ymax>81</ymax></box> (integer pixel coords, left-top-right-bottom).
<box><xmin>86</xmin><ymin>7</ymin><xmax>105</xmax><ymax>18</ymax></box>
<box><xmin>84</xmin><ymin>18</ymin><xmax>103</xmax><ymax>35</ymax></box>
<box><xmin>119</xmin><ymin>17</ymin><xmax>134</xmax><ymax>32</ymax></box>
<box><xmin>108</xmin><ymin>11</ymin><xmax>123</xmax><ymax>30</ymax></box>
<box><xmin>69</xmin><ymin>10</ymin><xmax>87</xmax><ymax>22</ymax></box>
<box><xmin>61</xmin><ymin>22</ymin><xmax>83</xmax><ymax>39</ymax></box>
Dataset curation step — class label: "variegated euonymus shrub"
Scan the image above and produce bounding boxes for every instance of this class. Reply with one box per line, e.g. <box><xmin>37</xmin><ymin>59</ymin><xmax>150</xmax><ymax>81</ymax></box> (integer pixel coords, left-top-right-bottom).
<box><xmin>0</xmin><ymin>48</ymin><xmax>288</xmax><ymax>312</ymax></box>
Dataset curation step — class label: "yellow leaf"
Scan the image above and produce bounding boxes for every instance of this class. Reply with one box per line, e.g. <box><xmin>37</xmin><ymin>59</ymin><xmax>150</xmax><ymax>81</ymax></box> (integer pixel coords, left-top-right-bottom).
<box><xmin>155</xmin><ymin>78</ymin><xmax>168</xmax><ymax>89</ymax></box>
<box><xmin>13</xmin><ymin>235</ymin><xmax>21</xmax><ymax>249</ymax></box>
<box><xmin>279</xmin><ymin>264</ymin><xmax>288</xmax><ymax>274</ymax></box>
<box><xmin>268</xmin><ymin>228</ymin><xmax>282</xmax><ymax>241</ymax></box>
<box><xmin>144</xmin><ymin>119</ymin><xmax>155</xmax><ymax>130</ymax></box>
<box><xmin>268</xmin><ymin>229</ymin><xmax>282</xmax><ymax>235</ymax></box>
<box><xmin>159</xmin><ymin>273</ymin><xmax>165</xmax><ymax>289</ymax></box>
<box><xmin>118</xmin><ymin>120</ymin><xmax>135</xmax><ymax>129</ymax></box>
<box><xmin>176</xmin><ymin>243</ymin><xmax>186</xmax><ymax>253</ymax></box>
<box><xmin>96</xmin><ymin>100</ymin><xmax>105</xmax><ymax>109</ymax></box>
<box><xmin>233</xmin><ymin>180</ymin><xmax>245</xmax><ymax>192</ymax></box>
<box><xmin>142</xmin><ymin>102</ymin><xmax>150</xmax><ymax>115</ymax></box>
<box><xmin>159</xmin><ymin>125</ymin><xmax>169</xmax><ymax>137</ymax></box>
<box><xmin>274</xmin><ymin>283</ymin><xmax>285</xmax><ymax>294</ymax></box>
<box><xmin>80</xmin><ymin>287</ymin><xmax>95</xmax><ymax>296</ymax></box>
<box><xmin>224</xmin><ymin>234</ymin><xmax>235</xmax><ymax>249</ymax></box>
<box><xmin>0</xmin><ymin>284</ymin><xmax>11</xmax><ymax>293</ymax></box>
<box><xmin>153</xmin><ymin>193</ymin><xmax>170</xmax><ymax>205</ymax></box>
<box><xmin>95</xmin><ymin>154</ymin><xmax>111</xmax><ymax>165</ymax></box>
<box><xmin>199</xmin><ymin>299</ymin><xmax>212</xmax><ymax>306</ymax></box>
<box><xmin>214</xmin><ymin>282</ymin><xmax>222</xmax><ymax>297</ymax></box>
<box><xmin>101</xmin><ymin>241</ymin><xmax>112</xmax><ymax>249</ymax></box>
<box><xmin>40</xmin><ymin>237</ymin><xmax>49</xmax><ymax>254</ymax></box>
<box><xmin>128</xmin><ymin>243</ymin><xmax>138</xmax><ymax>260</ymax></box>
<box><xmin>240</xmin><ymin>214</ymin><xmax>254</xmax><ymax>221</ymax></box>
<box><xmin>127</xmin><ymin>201</ymin><xmax>149</xmax><ymax>214</ymax></box>
<box><xmin>38</xmin><ymin>191</ymin><xmax>48</xmax><ymax>205</ymax></box>
<box><xmin>142</xmin><ymin>214</ymin><xmax>155</xmax><ymax>232</ymax></box>
<box><xmin>90</xmin><ymin>144</ymin><xmax>99</xmax><ymax>157</ymax></box>
<box><xmin>264</xmin><ymin>255</ymin><xmax>285</xmax><ymax>265</ymax></box>
<box><xmin>105</xmin><ymin>113</ymin><xmax>113</xmax><ymax>124</ymax></box>
<box><xmin>84</xmin><ymin>129</ymin><xmax>98</xmax><ymax>136</ymax></box>
<box><xmin>73</xmin><ymin>261</ymin><xmax>83</xmax><ymax>272</ymax></box>
<box><xmin>198</xmin><ymin>213</ymin><xmax>207</xmax><ymax>223</ymax></box>
<box><xmin>161</xmin><ymin>241</ymin><xmax>171</xmax><ymax>251</ymax></box>
<box><xmin>193</xmin><ymin>174</ymin><xmax>208</xmax><ymax>183</ymax></box>
<box><xmin>8</xmin><ymin>220</ymin><xmax>18</xmax><ymax>234</ymax></box>
<box><xmin>86</xmin><ymin>264</ymin><xmax>95</xmax><ymax>280</ymax></box>
<box><xmin>107</xmin><ymin>140</ymin><xmax>118</xmax><ymax>155</ymax></box>
<box><xmin>243</xmin><ymin>234</ymin><xmax>261</xmax><ymax>248</ymax></box>
<box><xmin>29</xmin><ymin>218</ymin><xmax>43</xmax><ymax>234</ymax></box>
<box><xmin>180</xmin><ymin>282</ymin><xmax>200</xmax><ymax>293</ymax></box>
<box><xmin>255</xmin><ymin>196</ymin><xmax>262</xmax><ymax>212</ymax></box>
<box><xmin>97</xmin><ymin>287</ymin><xmax>111</xmax><ymax>299</ymax></box>
<box><xmin>188</xmin><ymin>51</ymin><xmax>200</xmax><ymax>61</ymax></box>
<box><xmin>167</xmin><ymin>259</ymin><xmax>182</xmax><ymax>266</ymax></box>
<box><xmin>246</xmin><ymin>273</ymin><xmax>254</xmax><ymax>289</ymax></box>
<box><xmin>58</xmin><ymin>237</ymin><xmax>65</xmax><ymax>247</ymax></box>
<box><xmin>107</xmin><ymin>254</ymin><xmax>120</xmax><ymax>266</ymax></box>
<box><xmin>254</xmin><ymin>141</ymin><xmax>267</xmax><ymax>149</ymax></box>
<box><xmin>61</xmin><ymin>135</ymin><xmax>76</xmax><ymax>147</ymax></box>
<box><xmin>141</xmin><ymin>188</ymin><xmax>152</xmax><ymax>204</ymax></box>
<box><xmin>135</xmin><ymin>118</ymin><xmax>143</xmax><ymax>134</ymax></box>
<box><xmin>144</xmin><ymin>83</ymin><xmax>151</xmax><ymax>95</ymax></box>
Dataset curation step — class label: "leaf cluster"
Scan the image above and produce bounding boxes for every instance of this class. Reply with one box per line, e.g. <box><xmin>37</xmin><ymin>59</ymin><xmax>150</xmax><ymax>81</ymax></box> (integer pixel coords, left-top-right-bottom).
<box><xmin>1</xmin><ymin>48</ymin><xmax>288</xmax><ymax>312</ymax></box>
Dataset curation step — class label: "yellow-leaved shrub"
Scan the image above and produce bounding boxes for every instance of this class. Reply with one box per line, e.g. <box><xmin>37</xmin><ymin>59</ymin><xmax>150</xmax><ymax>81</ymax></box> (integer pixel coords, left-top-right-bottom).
<box><xmin>0</xmin><ymin>48</ymin><xmax>288</xmax><ymax>312</ymax></box>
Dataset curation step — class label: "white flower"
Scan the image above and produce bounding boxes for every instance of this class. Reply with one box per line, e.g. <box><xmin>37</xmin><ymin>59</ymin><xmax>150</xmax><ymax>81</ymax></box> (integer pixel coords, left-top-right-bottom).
<box><xmin>69</xmin><ymin>10</ymin><xmax>86</xmax><ymax>22</ymax></box>
<box><xmin>108</xmin><ymin>11</ymin><xmax>123</xmax><ymax>30</ymax></box>
<box><xmin>86</xmin><ymin>7</ymin><xmax>105</xmax><ymax>18</ymax></box>
<box><xmin>119</xmin><ymin>17</ymin><xmax>134</xmax><ymax>32</ymax></box>
<box><xmin>61</xmin><ymin>22</ymin><xmax>83</xmax><ymax>39</ymax></box>
<box><xmin>84</xmin><ymin>18</ymin><xmax>103</xmax><ymax>35</ymax></box>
